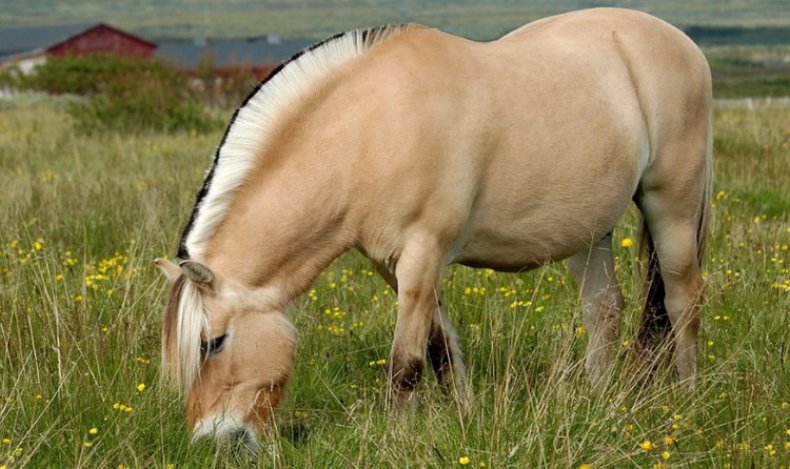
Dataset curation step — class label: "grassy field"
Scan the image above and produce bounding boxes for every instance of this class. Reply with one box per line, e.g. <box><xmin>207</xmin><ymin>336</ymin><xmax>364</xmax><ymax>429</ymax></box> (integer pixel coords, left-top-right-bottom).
<box><xmin>0</xmin><ymin>94</ymin><xmax>788</xmax><ymax>468</ymax></box>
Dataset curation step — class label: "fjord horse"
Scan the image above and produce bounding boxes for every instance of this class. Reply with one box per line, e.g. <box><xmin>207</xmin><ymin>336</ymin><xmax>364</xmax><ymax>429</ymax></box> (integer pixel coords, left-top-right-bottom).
<box><xmin>157</xmin><ymin>8</ymin><xmax>712</xmax><ymax>443</ymax></box>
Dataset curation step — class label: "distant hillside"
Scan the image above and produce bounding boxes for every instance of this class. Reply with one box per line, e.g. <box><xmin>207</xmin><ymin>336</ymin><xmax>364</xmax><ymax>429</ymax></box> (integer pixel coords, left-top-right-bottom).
<box><xmin>687</xmin><ymin>26</ymin><xmax>790</xmax><ymax>47</ymax></box>
<box><xmin>1</xmin><ymin>1</ymin><xmax>789</xmax><ymax>41</ymax></box>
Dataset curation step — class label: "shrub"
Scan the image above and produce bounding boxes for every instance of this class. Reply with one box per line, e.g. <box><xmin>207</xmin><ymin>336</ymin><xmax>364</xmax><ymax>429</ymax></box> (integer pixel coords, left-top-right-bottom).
<box><xmin>8</xmin><ymin>54</ymin><xmax>221</xmax><ymax>133</ymax></box>
<box><xmin>193</xmin><ymin>52</ymin><xmax>263</xmax><ymax>109</ymax></box>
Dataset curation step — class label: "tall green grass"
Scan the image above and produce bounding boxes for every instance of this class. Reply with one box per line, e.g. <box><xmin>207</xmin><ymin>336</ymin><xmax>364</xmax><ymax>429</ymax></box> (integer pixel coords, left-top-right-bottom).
<box><xmin>0</xmin><ymin>95</ymin><xmax>788</xmax><ymax>467</ymax></box>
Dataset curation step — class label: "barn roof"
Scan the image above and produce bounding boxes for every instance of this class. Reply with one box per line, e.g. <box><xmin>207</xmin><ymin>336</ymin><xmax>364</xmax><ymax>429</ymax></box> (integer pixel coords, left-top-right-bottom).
<box><xmin>155</xmin><ymin>37</ymin><xmax>315</xmax><ymax>70</ymax></box>
<box><xmin>47</xmin><ymin>23</ymin><xmax>158</xmax><ymax>52</ymax></box>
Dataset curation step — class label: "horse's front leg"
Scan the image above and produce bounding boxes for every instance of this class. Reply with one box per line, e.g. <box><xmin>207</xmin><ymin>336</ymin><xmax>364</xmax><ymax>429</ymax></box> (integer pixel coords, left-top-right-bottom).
<box><xmin>388</xmin><ymin>236</ymin><xmax>446</xmax><ymax>407</ymax></box>
<box><xmin>373</xmin><ymin>260</ymin><xmax>469</xmax><ymax>405</ymax></box>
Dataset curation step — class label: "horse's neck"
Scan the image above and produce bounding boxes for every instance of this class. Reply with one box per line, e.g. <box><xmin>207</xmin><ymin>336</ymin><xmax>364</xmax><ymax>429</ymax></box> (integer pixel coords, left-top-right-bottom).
<box><xmin>204</xmin><ymin>136</ymin><xmax>354</xmax><ymax>301</ymax></box>
<box><xmin>199</xmin><ymin>35</ymin><xmax>423</xmax><ymax>300</ymax></box>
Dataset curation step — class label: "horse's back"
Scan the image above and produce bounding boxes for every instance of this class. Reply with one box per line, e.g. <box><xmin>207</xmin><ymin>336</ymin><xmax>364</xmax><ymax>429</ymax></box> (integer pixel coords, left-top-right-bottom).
<box><xmin>496</xmin><ymin>8</ymin><xmax>712</xmax><ymax>165</ymax></box>
<box><xmin>348</xmin><ymin>9</ymin><xmax>711</xmax><ymax>270</ymax></box>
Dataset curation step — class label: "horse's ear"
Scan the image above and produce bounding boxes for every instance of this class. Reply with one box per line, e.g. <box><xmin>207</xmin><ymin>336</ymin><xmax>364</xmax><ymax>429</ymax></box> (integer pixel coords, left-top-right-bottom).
<box><xmin>155</xmin><ymin>258</ymin><xmax>182</xmax><ymax>282</ymax></box>
<box><xmin>179</xmin><ymin>260</ymin><xmax>215</xmax><ymax>288</ymax></box>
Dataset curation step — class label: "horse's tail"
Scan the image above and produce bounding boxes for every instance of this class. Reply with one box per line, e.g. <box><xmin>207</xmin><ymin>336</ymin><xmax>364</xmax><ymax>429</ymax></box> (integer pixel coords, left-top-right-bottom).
<box><xmin>635</xmin><ymin>112</ymin><xmax>713</xmax><ymax>356</ymax></box>
<box><xmin>634</xmin><ymin>225</ymin><xmax>671</xmax><ymax>353</ymax></box>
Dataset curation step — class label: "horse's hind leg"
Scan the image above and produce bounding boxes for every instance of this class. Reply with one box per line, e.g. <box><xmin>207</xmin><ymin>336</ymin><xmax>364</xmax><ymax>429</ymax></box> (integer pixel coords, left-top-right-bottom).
<box><xmin>639</xmin><ymin>194</ymin><xmax>704</xmax><ymax>385</ymax></box>
<box><xmin>567</xmin><ymin>233</ymin><xmax>624</xmax><ymax>388</ymax></box>
<box><xmin>637</xmin><ymin>129</ymin><xmax>709</xmax><ymax>385</ymax></box>
<box><xmin>427</xmin><ymin>296</ymin><xmax>469</xmax><ymax>398</ymax></box>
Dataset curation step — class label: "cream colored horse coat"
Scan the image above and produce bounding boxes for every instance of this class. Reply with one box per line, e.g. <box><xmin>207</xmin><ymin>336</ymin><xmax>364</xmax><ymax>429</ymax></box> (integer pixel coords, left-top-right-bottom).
<box><xmin>161</xmin><ymin>8</ymin><xmax>711</xmax><ymax>441</ymax></box>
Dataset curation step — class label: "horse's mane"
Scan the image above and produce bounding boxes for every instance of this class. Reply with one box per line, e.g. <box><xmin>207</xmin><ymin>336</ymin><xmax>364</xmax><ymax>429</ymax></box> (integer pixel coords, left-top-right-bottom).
<box><xmin>178</xmin><ymin>24</ymin><xmax>416</xmax><ymax>261</ymax></box>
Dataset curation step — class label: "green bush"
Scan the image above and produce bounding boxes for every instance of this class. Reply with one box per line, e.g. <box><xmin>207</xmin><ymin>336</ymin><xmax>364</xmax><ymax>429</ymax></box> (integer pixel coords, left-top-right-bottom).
<box><xmin>7</xmin><ymin>54</ymin><xmax>221</xmax><ymax>133</ymax></box>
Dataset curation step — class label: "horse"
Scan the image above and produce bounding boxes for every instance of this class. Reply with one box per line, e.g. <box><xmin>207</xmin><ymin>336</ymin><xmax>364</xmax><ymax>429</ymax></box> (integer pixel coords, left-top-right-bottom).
<box><xmin>156</xmin><ymin>7</ymin><xmax>712</xmax><ymax>444</ymax></box>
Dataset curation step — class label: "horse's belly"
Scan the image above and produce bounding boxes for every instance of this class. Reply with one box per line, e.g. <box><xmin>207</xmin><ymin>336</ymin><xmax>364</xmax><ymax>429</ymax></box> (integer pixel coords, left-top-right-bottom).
<box><xmin>447</xmin><ymin>82</ymin><xmax>644</xmax><ymax>270</ymax></box>
<box><xmin>452</xmin><ymin>206</ymin><xmax>624</xmax><ymax>271</ymax></box>
<box><xmin>450</xmin><ymin>158</ymin><xmax>638</xmax><ymax>271</ymax></box>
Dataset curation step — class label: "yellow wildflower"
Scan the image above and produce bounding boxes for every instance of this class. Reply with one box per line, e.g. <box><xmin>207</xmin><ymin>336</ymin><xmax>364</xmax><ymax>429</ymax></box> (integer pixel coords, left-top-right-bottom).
<box><xmin>620</xmin><ymin>238</ymin><xmax>634</xmax><ymax>248</ymax></box>
<box><xmin>2</xmin><ymin>438</ymin><xmax>10</xmax><ymax>444</ymax></box>
<box><xmin>575</xmin><ymin>326</ymin><xmax>586</xmax><ymax>337</ymax></box>
<box><xmin>661</xmin><ymin>451</ymin><xmax>671</xmax><ymax>460</ymax></box>
<box><xmin>136</xmin><ymin>383</ymin><xmax>146</xmax><ymax>392</ymax></box>
<box><xmin>663</xmin><ymin>436</ymin><xmax>675</xmax><ymax>445</ymax></box>
<box><xmin>89</xmin><ymin>428</ymin><xmax>98</xmax><ymax>435</ymax></box>
<box><xmin>459</xmin><ymin>456</ymin><xmax>470</xmax><ymax>465</ymax></box>
<box><xmin>640</xmin><ymin>440</ymin><xmax>656</xmax><ymax>451</ymax></box>
<box><xmin>578</xmin><ymin>464</ymin><xmax>593</xmax><ymax>469</ymax></box>
<box><xmin>84</xmin><ymin>442</ymin><xmax>93</xmax><ymax>448</ymax></box>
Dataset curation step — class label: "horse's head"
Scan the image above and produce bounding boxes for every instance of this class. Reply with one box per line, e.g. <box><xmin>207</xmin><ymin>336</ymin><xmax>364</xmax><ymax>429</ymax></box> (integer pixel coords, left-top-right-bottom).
<box><xmin>156</xmin><ymin>258</ymin><xmax>296</xmax><ymax>445</ymax></box>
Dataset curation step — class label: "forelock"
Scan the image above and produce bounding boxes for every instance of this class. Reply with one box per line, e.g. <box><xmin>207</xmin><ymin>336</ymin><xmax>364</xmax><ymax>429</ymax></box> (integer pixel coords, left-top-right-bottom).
<box><xmin>162</xmin><ymin>276</ymin><xmax>208</xmax><ymax>394</ymax></box>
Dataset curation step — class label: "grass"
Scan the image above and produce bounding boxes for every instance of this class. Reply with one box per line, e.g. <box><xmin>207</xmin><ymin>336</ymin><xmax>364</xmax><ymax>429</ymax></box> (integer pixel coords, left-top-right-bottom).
<box><xmin>0</xmin><ymin>94</ymin><xmax>788</xmax><ymax>467</ymax></box>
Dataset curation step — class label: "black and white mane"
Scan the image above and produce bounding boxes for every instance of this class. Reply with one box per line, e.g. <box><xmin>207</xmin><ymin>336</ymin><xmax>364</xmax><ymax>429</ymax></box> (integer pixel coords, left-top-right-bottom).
<box><xmin>177</xmin><ymin>25</ymin><xmax>414</xmax><ymax>260</ymax></box>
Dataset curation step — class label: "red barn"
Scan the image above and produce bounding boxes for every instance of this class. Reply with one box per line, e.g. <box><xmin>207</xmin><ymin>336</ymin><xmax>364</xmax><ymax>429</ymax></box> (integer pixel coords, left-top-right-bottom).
<box><xmin>46</xmin><ymin>23</ymin><xmax>156</xmax><ymax>58</ymax></box>
<box><xmin>0</xmin><ymin>23</ymin><xmax>157</xmax><ymax>73</ymax></box>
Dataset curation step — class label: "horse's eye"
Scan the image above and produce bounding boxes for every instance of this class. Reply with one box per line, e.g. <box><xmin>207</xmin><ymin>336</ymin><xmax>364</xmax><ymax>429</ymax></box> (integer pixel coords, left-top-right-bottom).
<box><xmin>200</xmin><ymin>334</ymin><xmax>227</xmax><ymax>355</ymax></box>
